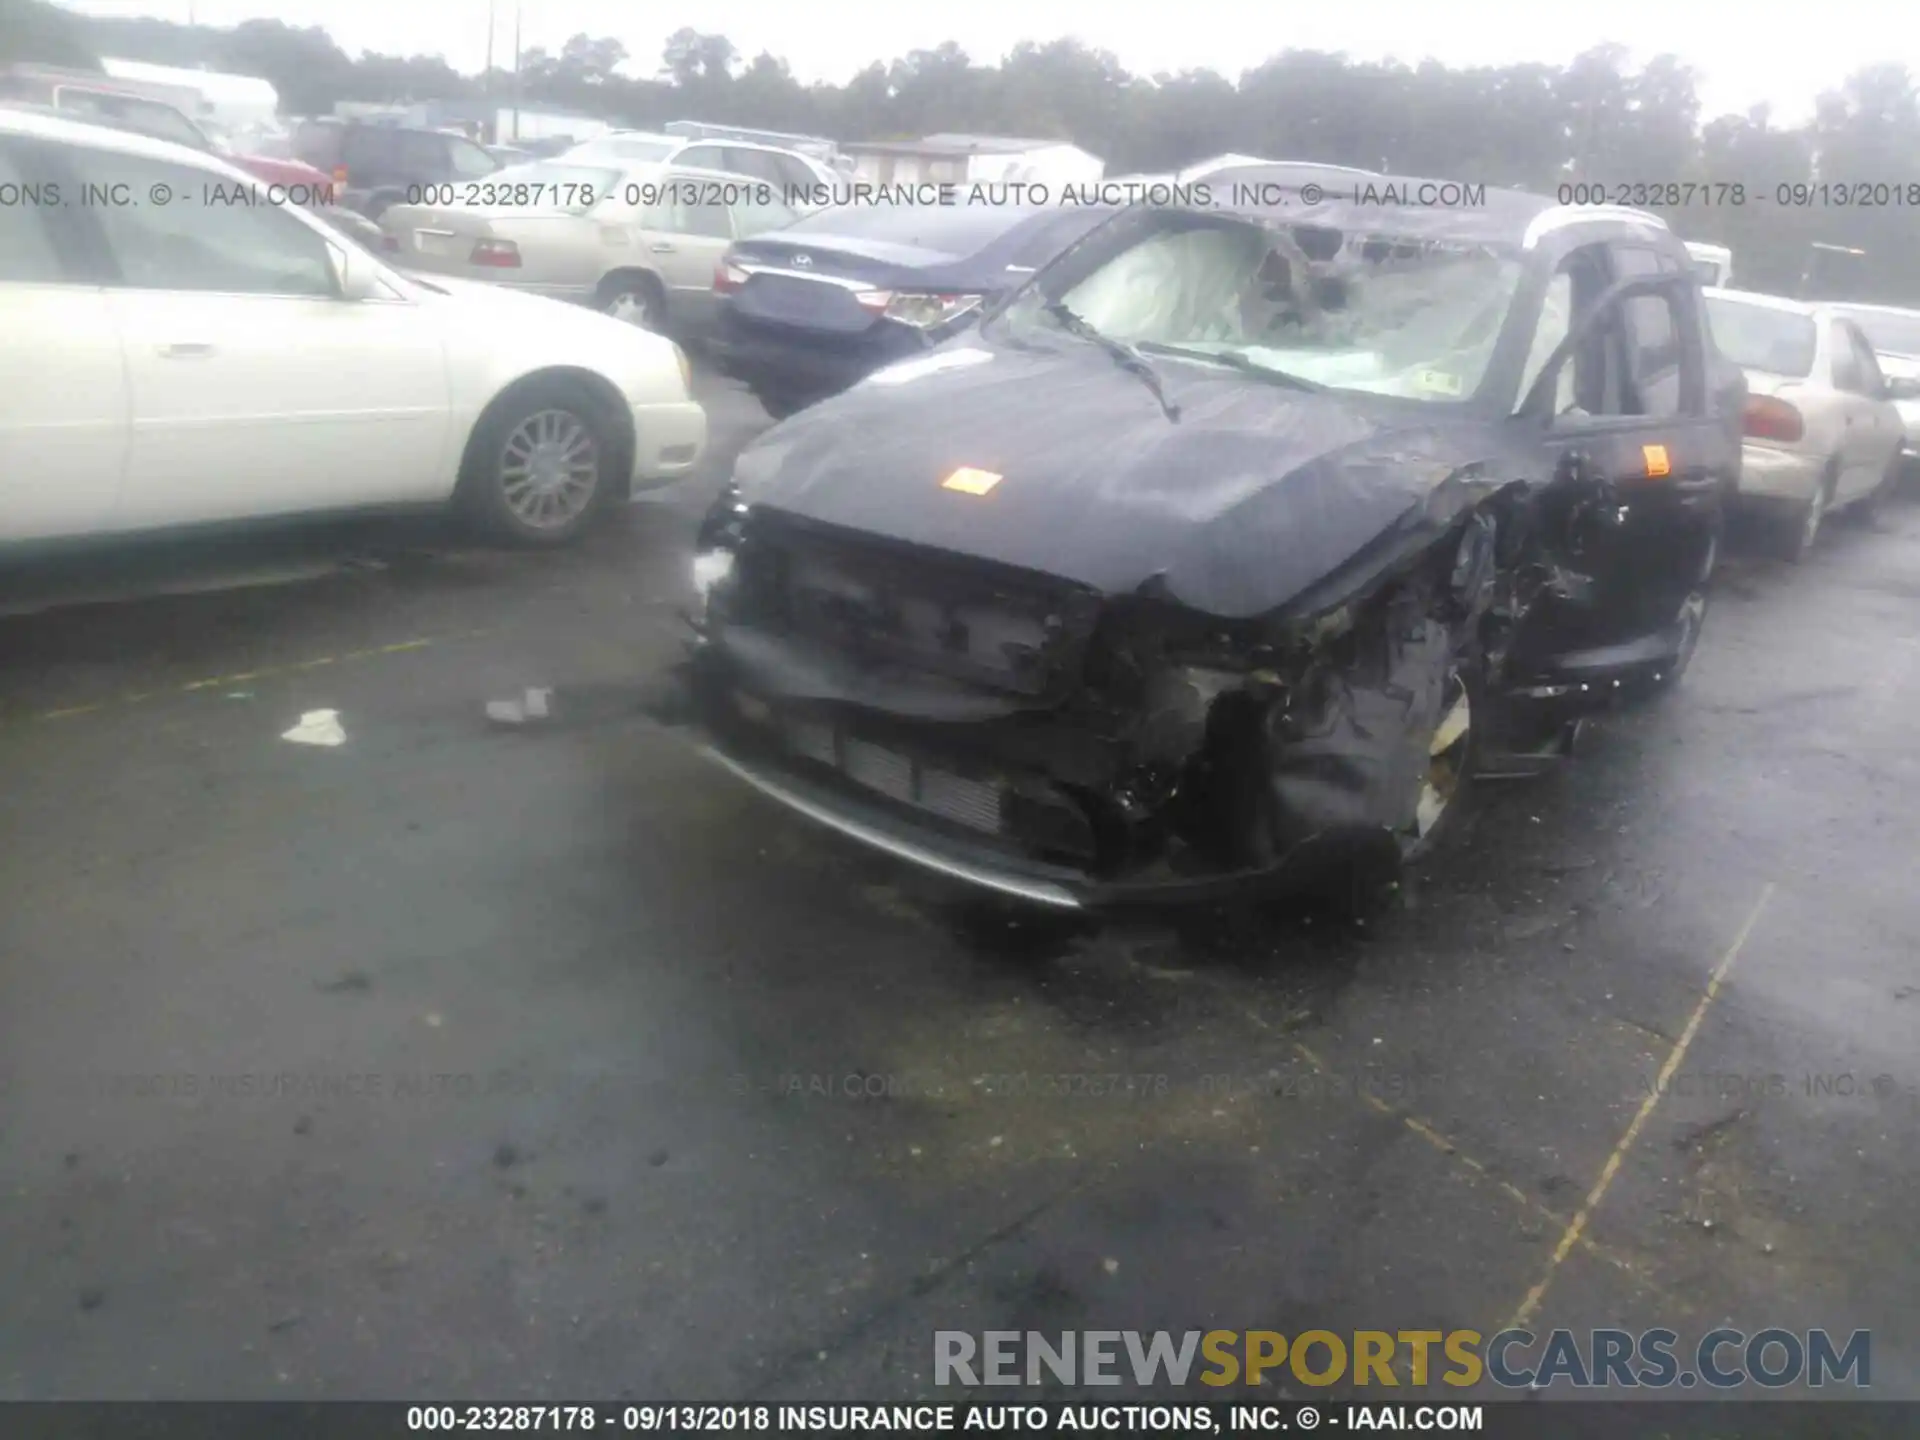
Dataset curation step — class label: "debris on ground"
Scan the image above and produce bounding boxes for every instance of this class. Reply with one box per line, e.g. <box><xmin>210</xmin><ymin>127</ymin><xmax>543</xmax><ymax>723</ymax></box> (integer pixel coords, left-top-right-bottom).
<box><xmin>281</xmin><ymin>709</ymin><xmax>345</xmax><ymax>747</ymax></box>
<box><xmin>485</xmin><ymin>688</ymin><xmax>553</xmax><ymax>726</ymax></box>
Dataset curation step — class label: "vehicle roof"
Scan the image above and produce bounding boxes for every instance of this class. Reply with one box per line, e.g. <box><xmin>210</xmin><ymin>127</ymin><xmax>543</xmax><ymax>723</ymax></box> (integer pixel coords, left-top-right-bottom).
<box><xmin>298</xmin><ymin>115</ymin><xmax>470</xmax><ymax>137</ymax></box>
<box><xmin>0</xmin><ymin>100</ymin><xmax>232</xmax><ymax>172</ymax></box>
<box><xmin>1205</xmin><ymin>169</ymin><xmax>1669</xmax><ymax>249</ymax></box>
<box><xmin>1703</xmin><ymin>287</ymin><xmax>1819</xmax><ymax>316</ymax></box>
<box><xmin>1825</xmin><ymin>299</ymin><xmax>1920</xmax><ymax>320</ymax></box>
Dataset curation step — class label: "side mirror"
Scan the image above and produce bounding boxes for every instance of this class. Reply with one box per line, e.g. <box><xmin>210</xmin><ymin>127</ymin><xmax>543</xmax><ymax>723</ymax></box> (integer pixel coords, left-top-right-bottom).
<box><xmin>1887</xmin><ymin>375</ymin><xmax>1920</xmax><ymax>401</ymax></box>
<box><xmin>327</xmin><ymin>240</ymin><xmax>382</xmax><ymax>302</ymax></box>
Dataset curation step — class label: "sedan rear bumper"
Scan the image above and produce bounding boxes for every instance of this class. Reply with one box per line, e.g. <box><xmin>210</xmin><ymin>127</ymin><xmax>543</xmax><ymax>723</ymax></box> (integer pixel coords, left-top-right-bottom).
<box><xmin>1737</xmin><ymin>443</ymin><xmax>1825</xmax><ymax>504</ymax></box>
<box><xmin>709</xmin><ymin>315</ymin><xmax>923</xmax><ymax>401</ymax></box>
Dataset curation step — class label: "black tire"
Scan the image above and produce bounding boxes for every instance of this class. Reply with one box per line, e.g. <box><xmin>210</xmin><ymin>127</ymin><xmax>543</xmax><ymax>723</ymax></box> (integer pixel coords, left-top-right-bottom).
<box><xmin>596</xmin><ymin>271</ymin><xmax>665</xmax><ymax>331</ymax></box>
<box><xmin>457</xmin><ymin>379</ymin><xmax>618</xmax><ymax>547</ymax></box>
<box><xmin>1767</xmin><ymin>466</ymin><xmax>1833</xmax><ymax>563</ymax></box>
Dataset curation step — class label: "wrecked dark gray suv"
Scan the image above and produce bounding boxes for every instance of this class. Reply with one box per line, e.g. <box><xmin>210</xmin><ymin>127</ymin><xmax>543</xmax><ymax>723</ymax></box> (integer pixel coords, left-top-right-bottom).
<box><xmin>668</xmin><ymin>180</ymin><xmax>1743</xmax><ymax>908</ymax></box>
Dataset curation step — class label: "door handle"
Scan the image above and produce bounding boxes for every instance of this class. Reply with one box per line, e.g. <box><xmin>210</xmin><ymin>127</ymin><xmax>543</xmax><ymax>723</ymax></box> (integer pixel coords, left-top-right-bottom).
<box><xmin>160</xmin><ymin>342</ymin><xmax>215</xmax><ymax>358</ymax></box>
<box><xmin>648</xmin><ymin>242</ymin><xmax>676</xmax><ymax>254</ymax></box>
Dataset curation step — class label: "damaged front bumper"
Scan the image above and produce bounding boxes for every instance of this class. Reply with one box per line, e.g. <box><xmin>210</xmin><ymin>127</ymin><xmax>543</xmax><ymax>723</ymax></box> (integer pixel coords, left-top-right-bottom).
<box><xmin>693</xmin><ymin>736</ymin><xmax>1369</xmax><ymax>910</ymax></box>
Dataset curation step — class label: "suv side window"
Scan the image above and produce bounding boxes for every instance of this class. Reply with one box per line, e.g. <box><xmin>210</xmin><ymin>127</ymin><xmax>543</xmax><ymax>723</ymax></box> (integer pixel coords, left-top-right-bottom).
<box><xmin>1608</xmin><ymin>245</ymin><xmax>1684</xmax><ymax>417</ymax></box>
<box><xmin>340</xmin><ymin>127</ymin><xmax>387</xmax><ymax>175</ymax></box>
<box><xmin>1829</xmin><ymin>323</ymin><xmax>1865</xmax><ymax>392</ymax></box>
<box><xmin>293</xmin><ymin>120</ymin><xmax>344</xmax><ymax>170</ymax></box>
<box><xmin>73</xmin><ymin>148</ymin><xmax>338</xmax><ymax>297</ymax></box>
<box><xmin>393</xmin><ymin>129</ymin><xmax>449</xmax><ymax>179</ymax></box>
<box><xmin>0</xmin><ymin>142</ymin><xmax>66</xmax><ymax>283</ymax></box>
<box><xmin>675</xmin><ymin>144</ymin><xmax>727</xmax><ymax>172</ymax></box>
<box><xmin>447</xmin><ymin>136</ymin><xmax>498</xmax><ymax>179</ymax></box>
<box><xmin>718</xmin><ymin>147</ymin><xmax>785</xmax><ymax>185</ymax></box>
<box><xmin>1518</xmin><ymin>243</ymin><xmax>1612</xmax><ymax>415</ymax></box>
<box><xmin>766</xmin><ymin>152</ymin><xmax>819</xmax><ymax>194</ymax></box>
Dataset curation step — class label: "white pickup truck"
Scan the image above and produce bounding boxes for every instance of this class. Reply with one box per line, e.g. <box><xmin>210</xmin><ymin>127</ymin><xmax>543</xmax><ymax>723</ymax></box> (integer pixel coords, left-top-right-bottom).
<box><xmin>1684</xmin><ymin>240</ymin><xmax>1734</xmax><ymax>288</ymax></box>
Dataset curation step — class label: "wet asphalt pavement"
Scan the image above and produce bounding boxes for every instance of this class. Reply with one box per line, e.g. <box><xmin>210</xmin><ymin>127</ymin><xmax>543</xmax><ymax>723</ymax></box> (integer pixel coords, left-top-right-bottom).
<box><xmin>1</xmin><ymin>370</ymin><xmax>1917</xmax><ymax>1405</ymax></box>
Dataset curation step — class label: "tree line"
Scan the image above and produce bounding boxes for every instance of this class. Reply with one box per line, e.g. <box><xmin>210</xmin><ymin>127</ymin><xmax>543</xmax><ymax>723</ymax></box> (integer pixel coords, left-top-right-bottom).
<box><xmin>9</xmin><ymin>0</ymin><xmax>1920</xmax><ymax>302</ymax></box>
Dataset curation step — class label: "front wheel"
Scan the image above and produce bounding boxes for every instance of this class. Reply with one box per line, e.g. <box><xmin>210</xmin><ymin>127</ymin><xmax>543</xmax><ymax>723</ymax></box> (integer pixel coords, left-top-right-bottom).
<box><xmin>459</xmin><ymin>382</ymin><xmax>615</xmax><ymax>546</ymax></box>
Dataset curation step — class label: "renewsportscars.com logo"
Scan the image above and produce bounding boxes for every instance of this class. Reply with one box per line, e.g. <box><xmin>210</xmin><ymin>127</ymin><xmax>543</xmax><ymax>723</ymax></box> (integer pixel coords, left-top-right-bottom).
<box><xmin>934</xmin><ymin>1329</ymin><xmax>1871</xmax><ymax>1390</ymax></box>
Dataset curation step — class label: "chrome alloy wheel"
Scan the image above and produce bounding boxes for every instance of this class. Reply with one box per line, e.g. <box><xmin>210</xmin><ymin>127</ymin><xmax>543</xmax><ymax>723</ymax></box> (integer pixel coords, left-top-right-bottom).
<box><xmin>604</xmin><ymin>288</ymin><xmax>656</xmax><ymax>328</ymax></box>
<box><xmin>499</xmin><ymin>409</ymin><xmax>600</xmax><ymax>530</ymax></box>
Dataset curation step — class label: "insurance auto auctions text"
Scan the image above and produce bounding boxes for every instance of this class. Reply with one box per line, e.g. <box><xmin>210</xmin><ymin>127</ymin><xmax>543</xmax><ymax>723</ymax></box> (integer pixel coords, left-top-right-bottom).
<box><xmin>782</xmin><ymin>179</ymin><xmax>1488</xmax><ymax>209</ymax></box>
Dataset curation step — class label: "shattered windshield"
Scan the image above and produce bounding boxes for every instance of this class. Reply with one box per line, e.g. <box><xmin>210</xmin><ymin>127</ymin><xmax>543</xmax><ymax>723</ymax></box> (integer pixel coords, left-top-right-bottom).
<box><xmin>1002</xmin><ymin>217</ymin><xmax>1524</xmax><ymax>402</ymax></box>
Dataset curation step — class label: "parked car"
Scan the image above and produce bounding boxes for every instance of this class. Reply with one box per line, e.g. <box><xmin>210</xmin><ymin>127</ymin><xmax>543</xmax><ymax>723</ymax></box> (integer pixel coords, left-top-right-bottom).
<box><xmin>667</xmin><ymin>185</ymin><xmax>1739</xmax><ymax>909</ymax></box>
<box><xmin>289</xmin><ymin>116</ymin><xmax>501</xmax><ymax>219</ymax></box>
<box><xmin>560</xmin><ymin>130</ymin><xmax>837</xmax><ymax>197</ymax></box>
<box><xmin>0</xmin><ymin>108</ymin><xmax>705</xmax><ymax>549</ymax></box>
<box><xmin>487</xmin><ymin>143</ymin><xmax>534</xmax><ymax>165</ymax></box>
<box><xmin>378</xmin><ymin>160</ymin><xmax>801</xmax><ymax>340</ymax></box>
<box><xmin>711</xmin><ymin>201</ymin><xmax>1119</xmax><ymax>418</ymax></box>
<box><xmin>1702</xmin><ymin>289</ymin><xmax>1906</xmax><ymax>560</ymax></box>
<box><xmin>1684</xmin><ymin>240</ymin><xmax>1734</xmax><ymax>288</ymax></box>
<box><xmin>1824</xmin><ymin>301</ymin><xmax>1920</xmax><ymax>473</ymax></box>
<box><xmin>0</xmin><ymin>69</ymin><xmax>333</xmax><ymax>194</ymax></box>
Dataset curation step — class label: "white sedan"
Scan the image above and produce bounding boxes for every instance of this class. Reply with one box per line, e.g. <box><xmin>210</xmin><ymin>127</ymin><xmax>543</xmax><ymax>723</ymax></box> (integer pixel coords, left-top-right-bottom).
<box><xmin>1703</xmin><ymin>288</ymin><xmax>1906</xmax><ymax>561</ymax></box>
<box><xmin>0</xmin><ymin>106</ymin><xmax>706</xmax><ymax>549</ymax></box>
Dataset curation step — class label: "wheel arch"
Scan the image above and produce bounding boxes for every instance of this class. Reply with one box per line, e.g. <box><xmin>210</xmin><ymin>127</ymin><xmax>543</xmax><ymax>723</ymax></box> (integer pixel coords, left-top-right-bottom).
<box><xmin>456</xmin><ymin>367</ymin><xmax>637</xmax><ymax>502</ymax></box>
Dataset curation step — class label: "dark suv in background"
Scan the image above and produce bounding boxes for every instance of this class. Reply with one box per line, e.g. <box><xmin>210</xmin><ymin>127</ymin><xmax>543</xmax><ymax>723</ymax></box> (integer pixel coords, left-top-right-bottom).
<box><xmin>711</xmin><ymin>201</ymin><xmax>1118</xmax><ymax>418</ymax></box>
<box><xmin>292</xmin><ymin>117</ymin><xmax>501</xmax><ymax>220</ymax></box>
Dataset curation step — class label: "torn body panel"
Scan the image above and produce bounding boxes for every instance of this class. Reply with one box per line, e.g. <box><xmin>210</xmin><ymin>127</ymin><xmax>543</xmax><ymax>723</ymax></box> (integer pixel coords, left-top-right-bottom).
<box><xmin>673</xmin><ymin>200</ymin><xmax>1728</xmax><ymax>906</ymax></box>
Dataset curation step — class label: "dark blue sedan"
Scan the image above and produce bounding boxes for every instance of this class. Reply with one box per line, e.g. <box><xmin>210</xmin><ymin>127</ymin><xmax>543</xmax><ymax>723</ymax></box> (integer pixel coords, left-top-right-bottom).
<box><xmin>709</xmin><ymin>201</ymin><xmax>1117</xmax><ymax>418</ymax></box>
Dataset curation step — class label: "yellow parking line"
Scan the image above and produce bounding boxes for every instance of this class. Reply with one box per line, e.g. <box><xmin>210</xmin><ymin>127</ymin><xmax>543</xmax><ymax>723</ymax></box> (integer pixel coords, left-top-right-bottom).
<box><xmin>13</xmin><ymin>631</ymin><xmax>486</xmax><ymax>726</ymax></box>
<box><xmin>1503</xmin><ymin>881</ymin><xmax>1776</xmax><ymax>1333</ymax></box>
<box><xmin>1274</xmin><ymin>1023</ymin><xmax>1674</xmax><ymax>1299</ymax></box>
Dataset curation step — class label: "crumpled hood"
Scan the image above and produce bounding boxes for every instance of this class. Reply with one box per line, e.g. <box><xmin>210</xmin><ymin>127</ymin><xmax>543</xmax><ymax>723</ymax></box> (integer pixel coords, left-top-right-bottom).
<box><xmin>731</xmin><ymin>341</ymin><xmax>1519</xmax><ymax>618</ymax></box>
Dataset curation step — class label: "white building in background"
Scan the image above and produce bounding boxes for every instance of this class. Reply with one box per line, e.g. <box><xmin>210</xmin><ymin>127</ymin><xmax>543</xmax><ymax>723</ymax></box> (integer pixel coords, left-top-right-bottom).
<box><xmin>841</xmin><ymin>133</ymin><xmax>1104</xmax><ymax>189</ymax></box>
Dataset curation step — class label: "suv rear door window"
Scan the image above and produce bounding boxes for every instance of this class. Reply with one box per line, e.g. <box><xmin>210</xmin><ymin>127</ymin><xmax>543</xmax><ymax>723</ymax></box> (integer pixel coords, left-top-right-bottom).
<box><xmin>717</xmin><ymin>147</ymin><xmax>785</xmax><ymax>185</ymax></box>
<box><xmin>447</xmin><ymin>136</ymin><xmax>499</xmax><ymax>179</ymax></box>
<box><xmin>393</xmin><ymin>129</ymin><xmax>449</xmax><ymax>180</ymax></box>
<box><xmin>292</xmin><ymin>121</ymin><xmax>343</xmax><ymax>170</ymax></box>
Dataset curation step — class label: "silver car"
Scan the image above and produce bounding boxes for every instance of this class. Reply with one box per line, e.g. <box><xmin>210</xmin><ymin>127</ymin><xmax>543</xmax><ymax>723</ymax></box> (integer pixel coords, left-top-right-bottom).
<box><xmin>377</xmin><ymin>160</ymin><xmax>800</xmax><ymax>337</ymax></box>
<box><xmin>1704</xmin><ymin>287</ymin><xmax>1907</xmax><ymax>560</ymax></box>
<box><xmin>1825</xmin><ymin>302</ymin><xmax>1920</xmax><ymax>469</ymax></box>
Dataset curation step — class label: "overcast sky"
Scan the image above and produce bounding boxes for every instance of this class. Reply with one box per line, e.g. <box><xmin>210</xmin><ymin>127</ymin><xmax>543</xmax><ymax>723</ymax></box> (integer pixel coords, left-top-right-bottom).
<box><xmin>65</xmin><ymin>0</ymin><xmax>1916</xmax><ymax>125</ymax></box>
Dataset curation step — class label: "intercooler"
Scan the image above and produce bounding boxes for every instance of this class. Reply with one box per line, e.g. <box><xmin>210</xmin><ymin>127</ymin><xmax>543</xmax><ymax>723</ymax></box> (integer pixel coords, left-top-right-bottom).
<box><xmin>784</xmin><ymin>717</ymin><xmax>1004</xmax><ymax>835</ymax></box>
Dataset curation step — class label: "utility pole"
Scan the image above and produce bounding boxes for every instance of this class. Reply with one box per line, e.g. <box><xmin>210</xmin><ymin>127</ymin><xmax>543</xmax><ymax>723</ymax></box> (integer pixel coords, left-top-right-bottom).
<box><xmin>510</xmin><ymin>1</ymin><xmax>522</xmax><ymax>143</ymax></box>
<box><xmin>484</xmin><ymin>0</ymin><xmax>496</xmax><ymax>143</ymax></box>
